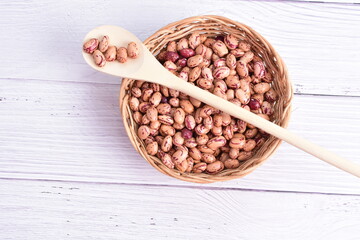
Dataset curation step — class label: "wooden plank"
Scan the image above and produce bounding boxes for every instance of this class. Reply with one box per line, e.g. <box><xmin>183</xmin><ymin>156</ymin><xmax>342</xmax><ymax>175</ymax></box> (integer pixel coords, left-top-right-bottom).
<box><xmin>0</xmin><ymin>179</ymin><xmax>359</xmax><ymax>240</ymax></box>
<box><xmin>1</xmin><ymin>79</ymin><xmax>360</xmax><ymax>194</ymax></box>
<box><xmin>0</xmin><ymin>1</ymin><xmax>359</xmax><ymax>96</ymax></box>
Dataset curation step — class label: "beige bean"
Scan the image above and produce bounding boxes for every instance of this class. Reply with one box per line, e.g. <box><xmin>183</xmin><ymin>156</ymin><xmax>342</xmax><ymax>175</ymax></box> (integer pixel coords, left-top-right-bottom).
<box><xmin>167</xmin><ymin>41</ymin><xmax>177</xmax><ymax>52</ymax></box>
<box><xmin>223</xmin><ymin>125</ymin><xmax>234</xmax><ymax>140</ymax></box>
<box><xmin>199</xmin><ymin>105</ymin><xmax>214</xmax><ymax>118</ymax></box>
<box><xmin>144</xmin><ymin>136</ymin><xmax>155</xmax><ymax>145</ymax></box>
<box><xmin>252</xmin><ymin>93</ymin><xmax>264</xmax><ymax>105</ymax></box>
<box><xmin>254</xmin><ymin>61</ymin><xmax>265</xmax><ymax>79</ymax></box>
<box><xmin>230</xmin><ymin>49</ymin><xmax>245</xmax><ymax>58</ymax></box>
<box><xmin>229</xmin><ymin>135</ymin><xmax>246</xmax><ymax>149</ymax></box>
<box><xmin>146</xmin><ymin>141</ymin><xmax>158</xmax><ymax>156</ymax></box>
<box><xmin>203</xmin><ymin>116</ymin><xmax>213</xmax><ymax>129</ymax></box>
<box><xmin>184</xmin><ymin>137</ymin><xmax>197</xmax><ymax>148</ymax></box>
<box><xmin>192</xmin><ymin>162</ymin><xmax>207</xmax><ymax>173</ymax></box>
<box><xmin>221</xmin><ymin>113</ymin><xmax>231</xmax><ymax>126</ymax></box>
<box><xmin>142</xmin><ymin>88</ymin><xmax>153</xmax><ymax>102</ymax></box>
<box><xmin>186</xmin><ymin>157</ymin><xmax>194</xmax><ymax>172</ymax></box>
<box><xmin>156</xmin><ymin>103</ymin><xmax>171</xmax><ymax>115</ymax></box>
<box><xmin>197</xmin><ymin>78</ymin><xmax>213</xmax><ymax>90</ymax></box>
<box><xmin>139</xmin><ymin>102</ymin><xmax>152</xmax><ymax>113</ymax></box>
<box><xmin>195</xmin><ymin>44</ymin><xmax>208</xmax><ymax>57</ymax></box>
<box><xmin>189</xmin><ymin>147</ymin><xmax>202</xmax><ymax>161</ymax></box>
<box><xmin>198</xmin><ymin>145</ymin><xmax>215</xmax><ymax>154</ymax></box>
<box><xmin>194</xmin><ymin>109</ymin><xmax>202</xmax><ymax>124</ymax></box>
<box><xmin>219</xmin><ymin>152</ymin><xmax>229</xmax><ymax>162</ymax></box>
<box><xmin>202</xmin><ymin>153</ymin><xmax>216</xmax><ymax>164</ymax></box>
<box><xmin>205</xmin><ymin>47</ymin><xmax>213</xmax><ymax>60</ymax></box>
<box><xmin>160</xmin><ymin>125</ymin><xmax>175</xmax><ymax>136</ymax></box>
<box><xmin>235</xmin><ymin>89</ymin><xmax>250</xmax><ymax>104</ymax></box>
<box><xmin>168</xmin><ymin>97</ymin><xmax>180</xmax><ymax>107</ymax></box>
<box><xmin>83</xmin><ymin>38</ymin><xmax>99</xmax><ymax>54</ymax></box>
<box><xmin>213</xmin><ymin>66</ymin><xmax>230</xmax><ymax>79</ymax></box>
<box><xmin>264</xmin><ymin>89</ymin><xmax>278</xmax><ymax>103</ymax></box>
<box><xmin>177</xmin><ymin>38</ymin><xmax>189</xmax><ymax>51</ymax></box>
<box><xmin>127</xmin><ymin>42</ymin><xmax>139</xmax><ymax>59</ymax></box>
<box><xmin>230</xmin><ymin>119</ymin><xmax>238</xmax><ymax>132</ymax></box>
<box><xmin>104</xmin><ymin>46</ymin><xmax>117</xmax><ymax>62</ymax></box>
<box><xmin>133</xmin><ymin>111</ymin><xmax>143</xmax><ymax>124</ymax></box>
<box><xmin>164</xmin><ymin>61</ymin><xmax>177</xmax><ymax>71</ymax></box>
<box><xmin>238</xmin><ymin>40</ymin><xmax>251</xmax><ymax>51</ymax></box>
<box><xmin>195</xmin><ymin>124</ymin><xmax>210</xmax><ymax>135</ymax></box>
<box><xmin>116</xmin><ymin>47</ymin><xmax>128</xmax><ymax>63</ymax></box>
<box><xmin>238</xmin><ymin>151</ymin><xmax>253</xmax><ymax>161</ymax></box>
<box><xmin>204</xmin><ymin>38</ymin><xmax>216</xmax><ymax>48</ymax></box>
<box><xmin>212</xmin><ymin>40</ymin><xmax>228</xmax><ymax>57</ymax></box>
<box><xmin>189</xmin><ymin>97</ymin><xmax>201</xmax><ymax>108</ymax></box>
<box><xmin>240</xmin><ymin>51</ymin><xmax>254</xmax><ymax>63</ymax></box>
<box><xmin>196</xmin><ymin>135</ymin><xmax>209</xmax><ymax>145</ymax></box>
<box><xmin>214</xmin><ymin>80</ymin><xmax>227</xmax><ymax>92</ymax></box>
<box><xmin>187</xmin><ymin>55</ymin><xmax>203</xmax><ymax>68</ymax></box>
<box><xmin>160</xmin><ymin>86</ymin><xmax>169</xmax><ymax>97</ymax></box>
<box><xmin>201</xmin><ymin>67</ymin><xmax>214</xmax><ymax>80</ymax></box>
<box><xmin>138</xmin><ymin>125</ymin><xmax>150</xmax><ymax>140</ymax></box>
<box><xmin>188</xmin><ymin>33</ymin><xmax>201</xmax><ymax>49</ymax></box>
<box><xmin>211</xmin><ymin>126</ymin><xmax>222</xmax><ymax>136</ymax></box>
<box><xmin>173</xmin><ymin>132</ymin><xmax>185</xmax><ymax>146</ymax></box>
<box><xmin>92</xmin><ymin>50</ymin><xmax>106</xmax><ymax>67</ymax></box>
<box><xmin>175</xmin><ymin>159</ymin><xmax>188</xmax><ymax>173</ymax></box>
<box><xmin>180</xmin><ymin>100</ymin><xmax>194</xmax><ymax>114</ymax></box>
<box><xmin>254</xmin><ymin>83</ymin><xmax>271</xmax><ymax>94</ymax></box>
<box><xmin>149</xmin><ymin>92</ymin><xmax>162</xmax><ymax>106</ymax></box>
<box><xmin>237</xmin><ymin>120</ymin><xmax>247</xmax><ymax>133</ymax></box>
<box><xmin>158</xmin><ymin>115</ymin><xmax>174</xmax><ymax>125</ymax></box>
<box><xmin>146</xmin><ymin>106</ymin><xmax>158</xmax><ymax>122</ymax></box>
<box><xmin>244</xmin><ymin>139</ymin><xmax>256</xmax><ymax>152</ymax></box>
<box><xmin>207</xmin><ymin>136</ymin><xmax>227</xmax><ymax>150</ymax></box>
<box><xmin>213</xmin><ymin>114</ymin><xmax>222</xmax><ymax>127</ymax></box>
<box><xmin>172</xmin><ymin>149</ymin><xmax>188</xmax><ymax>164</ymax></box>
<box><xmin>245</xmin><ymin>128</ymin><xmax>258</xmax><ymax>139</ymax></box>
<box><xmin>206</xmin><ymin>161</ymin><xmax>224</xmax><ymax>174</ymax></box>
<box><xmin>99</xmin><ymin>35</ymin><xmax>109</xmax><ymax>52</ymax></box>
<box><xmin>224</xmin><ymin>159</ymin><xmax>240</xmax><ymax>169</ymax></box>
<box><xmin>189</xmin><ymin>66</ymin><xmax>201</xmax><ymax>82</ymax></box>
<box><xmin>150</xmin><ymin>120</ymin><xmax>161</xmax><ymax>130</ymax></box>
<box><xmin>131</xmin><ymin>87</ymin><xmax>141</xmax><ymax>98</ymax></box>
<box><xmin>173</xmin><ymin>122</ymin><xmax>185</xmax><ymax>130</ymax></box>
<box><xmin>225</xmin><ymin>75</ymin><xmax>240</xmax><ymax>89</ymax></box>
<box><xmin>214</xmin><ymin>58</ymin><xmax>226</xmax><ymax>68</ymax></box>
<box><xmin>261</xmin><ymin>101</ymin><xmax>273</xmax><ymax>115</ymax></box>
<box><xmin>149</xmin><ymin>128</ymin><xmax>158</xmax><ymax>137</ymax></box>
<box><xmin>229</xmin><ymin>148</ymin><xmax>240</xmax><ymax>159</ymax></box>
<box><xmin>129</xmin><ymin>97</ymin><xmax>139</xmax><ymax>111</ymax></box>
<box><xmin>141</xmin><ymin>115</ymin><xmax>150</xmax><ymax>125</ymax></box>
<box><xmin>224</xmin><ymin>34</ymin><xmax>239</xmax><ymax>50</ymax></box>
<box><xmin>161</xmin><ymin>153</ymin><xmax>174</xmax><ymax>169</ymax></box>
<box><xmin>185</xmin><ymin>115</ymin><xmax>196</xmax><ymax>130</ymax></box>
<box><xmin>236</xmin><ymin>61</ymin><xmax>248</xmax><ymax>78</ymax></box>
<box><xmin>226</xmin><ymin>54</ymin><xmax>237</xmax><ymax>69</ymax></box>
<box><xmin>173</xmin><ymin>108</ymin><xmax>185</xmax><ymax>124</ymax></box>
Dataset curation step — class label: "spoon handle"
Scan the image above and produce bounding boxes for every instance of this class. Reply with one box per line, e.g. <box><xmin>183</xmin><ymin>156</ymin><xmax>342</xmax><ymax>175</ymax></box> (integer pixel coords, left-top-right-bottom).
<box><xmin>166</xmin><ymin>75</ymin><xmax>360</xmax><ymax>178</ymax></box>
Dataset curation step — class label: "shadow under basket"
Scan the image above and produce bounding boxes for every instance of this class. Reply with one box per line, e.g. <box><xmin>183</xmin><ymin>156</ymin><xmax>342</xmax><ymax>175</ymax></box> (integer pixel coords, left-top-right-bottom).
<box><xmin>119</xmin><ymin>15</ymin><xmax>293</xmax><ymax>183</ymax></box>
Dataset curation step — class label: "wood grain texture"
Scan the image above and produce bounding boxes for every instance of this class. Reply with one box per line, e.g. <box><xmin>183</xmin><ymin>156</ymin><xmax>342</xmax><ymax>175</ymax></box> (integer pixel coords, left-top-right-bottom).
<box><xmin>0</xmin><ymin>179</ymin><xmax>359</xmax><ymax>240</ymax></box>
<box><xmin>1</xmin><ymin>78</ymin><xmax>359</xmax><ymax>194</ymax></box>
<box><xmin>0</xmin><ymin>1</ymin><xmax>359</xmax><ymax>96</ymax></box>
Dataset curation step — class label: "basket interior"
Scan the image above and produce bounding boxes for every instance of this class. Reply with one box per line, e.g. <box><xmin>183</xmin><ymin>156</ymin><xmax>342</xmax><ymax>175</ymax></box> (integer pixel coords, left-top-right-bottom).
<box><xmin>120</xmin><ymin>15</ymin><xmax>293</xmax><ymax>183</ymax></box>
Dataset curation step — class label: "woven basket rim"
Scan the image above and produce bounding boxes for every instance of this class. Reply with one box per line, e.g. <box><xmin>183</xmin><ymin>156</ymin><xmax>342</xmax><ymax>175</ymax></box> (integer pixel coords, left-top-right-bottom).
<box><xmin>119</xmin><ymin>15</ymin><xmax>293</xmax><ymax>183</ymax></box>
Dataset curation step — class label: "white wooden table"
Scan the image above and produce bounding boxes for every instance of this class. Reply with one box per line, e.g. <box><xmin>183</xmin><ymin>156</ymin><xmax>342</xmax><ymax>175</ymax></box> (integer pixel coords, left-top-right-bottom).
<box><xmin>1</xmin><ymin>1</ymin><xmax>360</xmax><ymax>239</ymax></box>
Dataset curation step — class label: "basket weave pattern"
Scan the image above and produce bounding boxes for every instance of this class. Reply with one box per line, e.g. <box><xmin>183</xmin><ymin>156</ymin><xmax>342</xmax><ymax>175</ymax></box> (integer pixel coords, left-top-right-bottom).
<box><xmin>120</xmin><ymin>15</ymin><xmax>293</xmax><ymax>183</ymax></box>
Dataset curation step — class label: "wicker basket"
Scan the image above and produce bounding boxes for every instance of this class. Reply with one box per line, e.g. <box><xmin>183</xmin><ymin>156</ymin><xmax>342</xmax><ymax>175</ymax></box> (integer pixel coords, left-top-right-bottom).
<box><xmin>120</xmin><ymin>15</ymin><xmax>293</xmax><ymax>183</ymax></box>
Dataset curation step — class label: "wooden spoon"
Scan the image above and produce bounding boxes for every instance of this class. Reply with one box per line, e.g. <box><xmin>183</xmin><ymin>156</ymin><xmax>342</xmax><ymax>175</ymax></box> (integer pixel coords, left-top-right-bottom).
<box><xmin>82</xmin><ymin>25</ymin><xmax>360</xmax><ymax>178</ymax></box>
